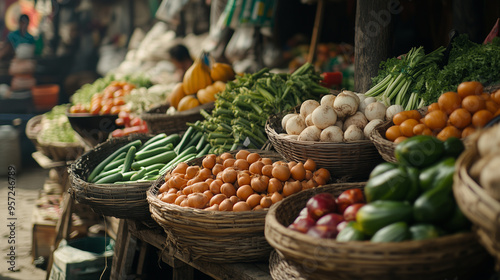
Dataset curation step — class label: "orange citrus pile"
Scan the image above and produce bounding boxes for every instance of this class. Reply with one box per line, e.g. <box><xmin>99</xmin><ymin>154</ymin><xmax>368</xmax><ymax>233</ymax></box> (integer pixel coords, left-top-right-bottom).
<box><xmin>386</xmin><ymin>81</ymin><xmax>500</xmax><ymax>142</ymax></box>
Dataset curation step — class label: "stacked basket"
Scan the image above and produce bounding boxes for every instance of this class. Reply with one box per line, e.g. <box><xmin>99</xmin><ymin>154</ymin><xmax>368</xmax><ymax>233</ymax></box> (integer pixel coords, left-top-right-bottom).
<box><xmin>69</xmin><ymin>134</ymin><xmax>154</xmax><ymax>220</ymax></box>
<box><xmin>141</xmin><ymin>102</ymin><xmax>214</xmax><ymax>135</ymax></box>
<box><xmin>265</xmin><ymin>183</ymin><xmax>490</xmax><ymax>280</ymax></box>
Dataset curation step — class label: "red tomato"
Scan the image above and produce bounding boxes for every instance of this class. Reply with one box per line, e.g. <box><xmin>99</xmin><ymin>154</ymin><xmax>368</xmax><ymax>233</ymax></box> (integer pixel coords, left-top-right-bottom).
<box><xmin>335</xmin><ymin>188</ymin><xmax>366</xmax><ymax>214</ymax></box>
<box><xmin>90</xmin><ymin>103</ymin><xmax>102</xmax><ymax>115</ymax></box>
<box><xmin>123</xmin><ymin>126</ymin><xmax>144</xmax><ymax>135</ymax></box>
<box><xmin>130</xmin><ymin>117</ymin><xmax>143</xmax><ymax>127</ymax></box>
<box><xmin>115</xmin><ymin>118</ymin><xmax>125</xmax><ymax>126</ymax></box>
<box><xmin>110</xmin><ymin>106</ymin><xmax>122</xmax><ymax>115</ymax></box>
<box><xmin>100</xmin><ymin>104</ymin><xmax>113</xmax><ymax>115</ymax></box>
<box><xmin>111</xmin><ymin>129</ymin><xmax>125</xmax><ymax>138</ymax></box>
<box><xmin>118</xmin><ymin>111</ymin><xmax>131</xmax><ymax>126</ymax></box>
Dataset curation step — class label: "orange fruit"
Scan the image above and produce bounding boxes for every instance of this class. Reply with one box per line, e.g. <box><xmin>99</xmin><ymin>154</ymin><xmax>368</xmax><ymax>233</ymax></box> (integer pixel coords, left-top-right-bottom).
<box><xmin>480</xmin><ymin>93</ymin><xmax>491</xmax><ymax>101</ymax></box>
<box><xmin>437</xmin><ymin>126</ymin><xmax>462</xmax><ymax>141</ymax></box>
<box><xmin>394</xmin><ymin>136</ymin><xmax>408</xmax><ymax>144</ymax></box>
<box><xmin>462</xmin><ymin>95</ymin><xmax>486</xmax><ymax>114</ymax></box>
<box><xmin>448</xmin><ymin>108</ymin><xmax>471</xmax><ymax>129</ymax></box>
<box><xmin>486</xmin><ymin>100</ymin><xmax>499</xmax><ymax>114</ymax></box>
<box><xmin>472</xmin><ymin>109</ymin><xmax>494</xmax><ymax>128</ymax></box>
<box><xmin>413</xmin><ymin>123</ymin><xmax>428</xmax><ymax>135</ymax></box>
<box><xmin>428</xmin><ymin>103</ymin><xmax>440</xmax><ymax>112</ymax></box>
<box><xmin>421</xmin><ymin>128</ymin><xmax>433</xmax><ymax>136</ymax></box>
<box><xmin>392</xmin><ymin>112</ymin><xmax>409</xmax><ymax>125</ymax></box>
<box><xmin>385</xmin><ymin>125</ymin><xmax>402</xmax><ymax>141</ymax></box>
<box><xmin>491</xmin><ymin>90</ymin><xmax>500</xmax><ymax>105</ymax></box>
<box><xmin>462</xmin><ymin>126</ymin><xmax>476</xmax><ymax>138</ymax></box>
<box><xmin>438</xmin><ymin>92</ymin><xmax>462</xmax><ymax>115</ymax></box>
<box><xmin>404</xmin><ymin>110</ymin><xmax>423</xmax><ymax>120</ymax></box>
<box><xmin>457</xmin><ymin>81</ymin><xmax>483</xmax><ymax>98</ymax></box>
<box><xmin>400</xmin><ymin>119</ymin><xmax>419</xmax><ymax>137</ymax></box>
<box><xmin>424</xmin><ymin>110</ymin><xmax>448</xmax><ymax>130</ymax></box>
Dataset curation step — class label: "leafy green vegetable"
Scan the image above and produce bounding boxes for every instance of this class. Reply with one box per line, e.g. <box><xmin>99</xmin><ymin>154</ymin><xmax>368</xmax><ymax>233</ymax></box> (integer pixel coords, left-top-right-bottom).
<box><xmin>422</xmin><ymin>35</ymin><xmax>500</xmax><ymax>104</ymax></box>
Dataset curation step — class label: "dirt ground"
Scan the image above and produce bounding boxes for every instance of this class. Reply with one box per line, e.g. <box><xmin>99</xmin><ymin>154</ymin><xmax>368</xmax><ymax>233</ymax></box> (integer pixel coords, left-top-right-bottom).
<box><xmin>1</xmin><ymin>165</ymin><xmax>51</xmax><ymax>280</ymax></box>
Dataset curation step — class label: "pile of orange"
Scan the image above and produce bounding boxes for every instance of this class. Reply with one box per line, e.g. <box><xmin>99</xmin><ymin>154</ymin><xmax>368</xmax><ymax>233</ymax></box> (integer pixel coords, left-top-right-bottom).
<box><xmin>386</xmin><ymin>81</ymin><xmax>500</xmax><ymax>143</ymax></box>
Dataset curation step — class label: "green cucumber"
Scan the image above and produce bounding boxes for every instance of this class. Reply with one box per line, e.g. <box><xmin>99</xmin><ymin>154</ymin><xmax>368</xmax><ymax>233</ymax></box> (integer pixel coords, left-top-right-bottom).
<box><xmin>405</xmin><ymin>167</ymin><xmax>421</xmax><ymax>202</ymax></box>
<box><xmin>443</xmin><ymin>137</ymin><xmax>465</xmax><ymax>159</ymax></box>
<box><xmin>369</xmin><ymin>162</ymin><xmax>398</xmax><ymax>178</ymax></box>
<box><xmin>130</xmin><ymin>168</ymin><xmax>147</xmax><ymax>181</ymax></box>
<box><xmin>131</xmin><ymin>150</ymin><xmax>177</xmax><ymax>170</ymax></box>
<box><xmin>144</xmin><ymin>169</ymin><xmax>159</xmax><ymax>176</ymax></box>
<box><xmin>356</xmin><ymin>200</ymin><xmax>413</xmax><ymax>236</ymax></box>
<box><xmin>135</xmin><ymin>145</ymin><xmax>173</xmax><ymax>161</ymax></box>
<box><xmin>195</xmin><ymin>134</ymin><xmax>207</xmax><ymax>152</ymax></box>
<box><xmin>144</xmin><ymin>163</ymin><xmax>166</xmax><ymax>173</ymax></box>
<box><xmin>92</xmin><ymin>167</ymin><xmax>122</xmax><ymax>183</ymax></box>
<box><xmin>419</xmin><ymin>157</ymin><xmax>455</xmax><ymax>192</ymax></box>
<box><xmin>137</xmin><ymin>133</ymin><xmax>167</xmax><ymax>151</ymax></box>
<box><xmin>95</xmin><ymin>172</ymin><xmax>123</xmax><ymax>184</ymax></box>
<box><xmin>409</xmin><ymin>224</ymin><xmax>440</xmax><ymax>240</ymax></box>
<box><xmin>87</xmin><ymin>139</ymin><xmax>142</xmax><ymax>182</ymax></box>
<box><xmin>102</xmin><ymin>157</ymin><xmax>125</xmax><ymax>172</ymax></box>
<box><xmin>196</xmin><ymin>143</ymin><xmax>211</xmax><ymax>158</ymax></box>
<box><xmin>336</xmin><ymin>222</ymin><xmax>366</xmax><ymax>242</ymax></box>
<box><xmin>174</xmin><ymin>126</ymin><xmax>195</xmax><ymax>154</ymax></box>
<box><xmin>184</xmin><ymin>131</ymin><xmax>203</xmax><ymax>150</ymax></box>
<box><xmin>395</xmin><ymin>135</ymin><xmax>444</xmax><ymax>168</ymax></box>
<box><xmin>413</xmin><ymin>186</ymin><xmax>455</xmax><ymax>224</ymax></box>
<box><xmin>159</xmin><ymin>149</ymin><xmax>197</xmax><ymax>174</ymax></box>
<box><xmin>139</xmin><ymin>134</ymin><xmax>180</xmax><ymax>152</ymax></box>
<box><xmin>364</xmin><ymin>168</ymin><xmax>411</xmax><ymax>202</ymax></box>
<box><xmin>442</xmin><ymin>205</ymin><xmax>471</xmax><ymax>233</ymax></box>
<box><xmin>122</xmin><ymin>146</ymin><xmax>137</xmax><ymax>173</ymax></box>
<box><xmin>121</xmin><ymin>170</ymin><xmax>137</xmax><ymax>181</ymax></box>
<box><xmin>371</xmin><ymin>222</ymin><xmax>410</xmax><ymax>243</ymax></box>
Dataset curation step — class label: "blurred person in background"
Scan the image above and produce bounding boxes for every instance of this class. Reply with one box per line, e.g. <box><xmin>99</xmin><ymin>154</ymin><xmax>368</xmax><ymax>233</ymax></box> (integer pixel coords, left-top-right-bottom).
<box><xmin>168</xmin><ymin>44</ymin><xmax>193</xmax><ymax>82</ymax></box>
<box><xmin>0</xmin><ymin>14</ymin><xmax>35</xmax><ymax>60</ymax></box>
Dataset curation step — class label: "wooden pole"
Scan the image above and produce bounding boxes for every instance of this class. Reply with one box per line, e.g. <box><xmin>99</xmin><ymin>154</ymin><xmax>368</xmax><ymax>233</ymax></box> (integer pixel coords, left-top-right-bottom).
<box><xmin>354</xmin><ymin>0</ymin><xmax>393</xmax><ymax>92</ymax></box>
<box><xmin>307</xmin><ymin>0</ymin><xmax>326</xmax><ymax>64</ymax></box>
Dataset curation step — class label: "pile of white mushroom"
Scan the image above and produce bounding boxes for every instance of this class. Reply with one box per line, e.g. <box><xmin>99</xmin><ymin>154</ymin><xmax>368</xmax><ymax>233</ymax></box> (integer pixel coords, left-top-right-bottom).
<box><xmin>280</xmin><ymin>91</ymin><xmax>404</xmax><ymax>142</ymax></box>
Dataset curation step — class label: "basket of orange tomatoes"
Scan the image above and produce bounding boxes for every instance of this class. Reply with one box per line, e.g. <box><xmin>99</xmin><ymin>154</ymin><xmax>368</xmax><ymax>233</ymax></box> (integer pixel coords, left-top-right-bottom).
<box><xmin>370</xmin><ymin>81</ymin><xmax>500</xmax><ymax>162</ymax></box>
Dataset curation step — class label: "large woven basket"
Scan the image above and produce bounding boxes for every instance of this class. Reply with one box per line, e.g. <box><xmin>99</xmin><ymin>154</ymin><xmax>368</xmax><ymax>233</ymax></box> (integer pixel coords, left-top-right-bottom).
<box><xmin>453</xmin><ymin>140</ymin><xmax>500</xmax><ymax>268</ymax></box>
<box><xmin>69</xmin><ymin>134</ymin><xmax>154</xmax><ymax>220</ymax></box>
<box><xmin>147</xmin><ymin>149</ymin><xmax>286</xmax><ymax>263</ymax></box>
<box><xmin>269</xmin><ymin>250</ymin><xmax>307</xmax><ymax>280</ymax></box>
<box><xmin>141</xmin><ymin>102</ymin><xmax>214</xmax><ymax>135</ymax></box>
<box><xmin>265</xmin><ymin>183</ymin><xmax>490</xmax><ymax>280</ymax></box>
<box><xmin>265</xmin><ymin>108</ymin><xmax>383</xmax><ymax>181</ymax></box>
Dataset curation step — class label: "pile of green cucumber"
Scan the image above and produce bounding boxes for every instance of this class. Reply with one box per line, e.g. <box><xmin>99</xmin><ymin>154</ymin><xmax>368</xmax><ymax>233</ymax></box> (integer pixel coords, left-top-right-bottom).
<box><xmin>87</xmin><ymin>127</ymin><xmax>210</xmax><ymax>184</ymax></box>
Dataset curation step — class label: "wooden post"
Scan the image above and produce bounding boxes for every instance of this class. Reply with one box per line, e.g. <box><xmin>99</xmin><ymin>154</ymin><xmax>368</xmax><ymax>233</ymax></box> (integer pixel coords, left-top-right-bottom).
<box><xmin>354</xmin><ymin>0</ymin><xmax>394</xmax><ymax>92</ymax></box>
<box><xmin>307</xmin><ymin>0</ymin><xmax>326</xmax><ymax>64</ymax></box>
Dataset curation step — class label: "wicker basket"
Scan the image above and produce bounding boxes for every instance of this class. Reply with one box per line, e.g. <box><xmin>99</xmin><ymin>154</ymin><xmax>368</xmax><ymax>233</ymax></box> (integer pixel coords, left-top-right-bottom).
<box><xmin>147</xmin><ymin>149</ymin><xmax>346</xmax><ymax>263</ymax></box>
<box><xmin>269</xmin><ymin>250</ymin><xmax>308</xmax><ymax>280</ymax></box>
<box><xmin>25</xmin><ymin>114</ymin><xmax>43</xmax><ymax>151</ymax></box>
<box><xmin>265</xmin><ymin>108</ymin><xmax>383</xmax><ymax>181</ymax></box>
<box><xmin>453</xmin><ymin>142</ymin><xmax>500</xmax><ymax>268</ymax></box>
<box><xmin>265</xmin><ymin>183</ymin><xmax>490</xmax><ymax>280</ymax></box>
<box><xmin>69</xmin><ymin>134</ymin><xmax>154</xmax><ymax>220</ymax></box>
<box><xmin>141</xmin><ymin>102</ymin><xmax>214</xmax><ymax>135</ymax></box>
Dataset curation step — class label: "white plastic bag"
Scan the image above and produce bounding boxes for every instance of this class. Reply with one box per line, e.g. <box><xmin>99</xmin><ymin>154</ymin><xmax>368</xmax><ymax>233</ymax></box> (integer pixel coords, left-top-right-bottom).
<box><xmin>224</xmin><ymin>26</ymin><xmax>256</xmax><ymax>62</ymax></box>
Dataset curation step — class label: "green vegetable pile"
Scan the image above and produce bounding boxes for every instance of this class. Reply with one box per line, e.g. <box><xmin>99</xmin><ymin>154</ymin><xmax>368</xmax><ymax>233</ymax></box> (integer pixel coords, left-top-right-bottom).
<box><xmin>423</xmin><ymin>35</ymin><xmax>500</xmax><ymax>103</ymax></box>
<box><xmin>189</xmin><ymin>63</ymin><xmax>330</xmax><ymax>154</ymax></box>
<box><xmin>367</xmin><ymin>34</ymin><xmax>500</xmax><ymax>109</ymax></box>
<box><xmin>38</xmin><ymin>105</ymin><xmax>79</xmax><ymax>143</ymax></box>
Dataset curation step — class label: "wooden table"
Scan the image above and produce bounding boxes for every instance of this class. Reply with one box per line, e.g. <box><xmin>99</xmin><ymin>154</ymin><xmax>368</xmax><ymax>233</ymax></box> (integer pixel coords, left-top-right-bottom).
<box><xmin>110</xmin><ymin>219</ymin><xmax>272</xmax><ymax>280</ymax></box>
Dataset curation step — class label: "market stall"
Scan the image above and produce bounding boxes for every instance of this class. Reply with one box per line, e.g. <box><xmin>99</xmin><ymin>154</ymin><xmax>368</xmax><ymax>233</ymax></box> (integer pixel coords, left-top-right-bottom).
<box><xmin>5</xmin><ymin>0</ymin><xmax>500</xmax><ymax>280</ymax></box>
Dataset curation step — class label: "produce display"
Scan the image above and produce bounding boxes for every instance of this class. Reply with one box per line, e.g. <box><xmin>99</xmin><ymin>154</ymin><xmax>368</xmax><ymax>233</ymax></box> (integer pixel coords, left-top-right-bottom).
<box><xmin>38</xmin><ymin>105</ymin><xmax>80</xmax><ymax>143</ymax></box>
<box><xmin>384</xmin><ymin>81</ymin><xmax>500</xmax><ymax>143</ymax></box>
<box><xmin>168</xmin><ymin>57</ymin><xmax>234</xmax><ymax>112</ymax></box>
<box><xmin>288</xmin><ymin>188</ymin><xmax>365</xmax><ymax>239</ymax></box>
<box><xmin>156</xmin><ymin>150</ymin><xmax>331</xmax><ymax>211</ymax></box>
<box><xmin>287</xmin><ymin>135</ymin><xmax>468</xmax><ymax>242</ymax></box>
<box><xmin>280</xmin><ymin>90</ymin><xmax>393</xmax><ymax>142</ymax></box>
<box><xmin>87</xmin><ymin>131</ymin><xmax>211</xmax><ymax>184</ymax></box>
<box><xmin>365</xmin><ymin>35</ymin><xmax>500</xmax><ymax>110</ymax></box>
<box><xmin>190</xmin><ymin>63</ymin><xmax>330</xmax><ymax>154</ymax></box>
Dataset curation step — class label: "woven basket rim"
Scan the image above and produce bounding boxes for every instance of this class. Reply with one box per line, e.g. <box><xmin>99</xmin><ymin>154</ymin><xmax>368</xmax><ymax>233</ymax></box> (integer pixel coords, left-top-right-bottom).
<box><xmin>26</xmin><ymin>114</ymin><xmax>43</xmax><ymax>140</ymax></box>
<box><xmin>141</xmin><ymin>101</ymin><xmax>214</xmax><ymax>119</ymax></box>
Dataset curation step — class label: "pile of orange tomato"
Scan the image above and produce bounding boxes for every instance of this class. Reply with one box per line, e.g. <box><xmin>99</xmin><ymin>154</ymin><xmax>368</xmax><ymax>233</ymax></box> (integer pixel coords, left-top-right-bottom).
<box><xmin>386</xmin><ymin>81</ymin><xmax>500</xmax><ymax>143</ymax></box>
<box><xmin>69</xmin><ymin>81</ymin><xmax>135</xmax><ymax>115</ymax></box>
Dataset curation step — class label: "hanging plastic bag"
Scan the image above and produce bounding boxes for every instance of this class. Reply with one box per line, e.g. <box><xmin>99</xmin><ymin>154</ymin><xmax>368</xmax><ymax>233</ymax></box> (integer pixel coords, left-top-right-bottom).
<box><xmin>224</xmin><ymin>25</ymin><xmax>256</xmax><ymax>62</ymax></box>
<box><xmin>155</xmin><ymin>0</ymin><xmax>190</xmax><ymax>23</ymax></box>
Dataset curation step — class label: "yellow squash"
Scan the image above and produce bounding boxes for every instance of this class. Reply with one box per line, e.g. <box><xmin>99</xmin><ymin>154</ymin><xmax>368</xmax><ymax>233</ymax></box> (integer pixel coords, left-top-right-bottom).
<box><xmin>177</xmin><ymin>95</ymin><xmax>200</xmax><ymax>111</ymax></box>
<box><xmin>210</xmin><ymin>63</ymin><xmax>235</xmax><ymax>82</ymax></box>
<box><xmin>183</xmin><ymin>57</ymin><xmax>213</xmax><ymax>95</ymax></box>
<box><xmin>167</xmin><ymin>82</ymin><xmax>186</xmax><ymax>109</ymax></box>
<box><xmin>197</xmin><ymin>85</ymin><xmax>218</xmax><ymax>104</ymax></box>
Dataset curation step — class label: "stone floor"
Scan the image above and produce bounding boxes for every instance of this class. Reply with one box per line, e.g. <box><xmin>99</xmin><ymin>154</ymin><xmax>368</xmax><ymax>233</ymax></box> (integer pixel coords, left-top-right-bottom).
<box><xmin>1</xmin><ymin>164</ymin><xmax>51</xmax><ymax>280</ymax></box>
